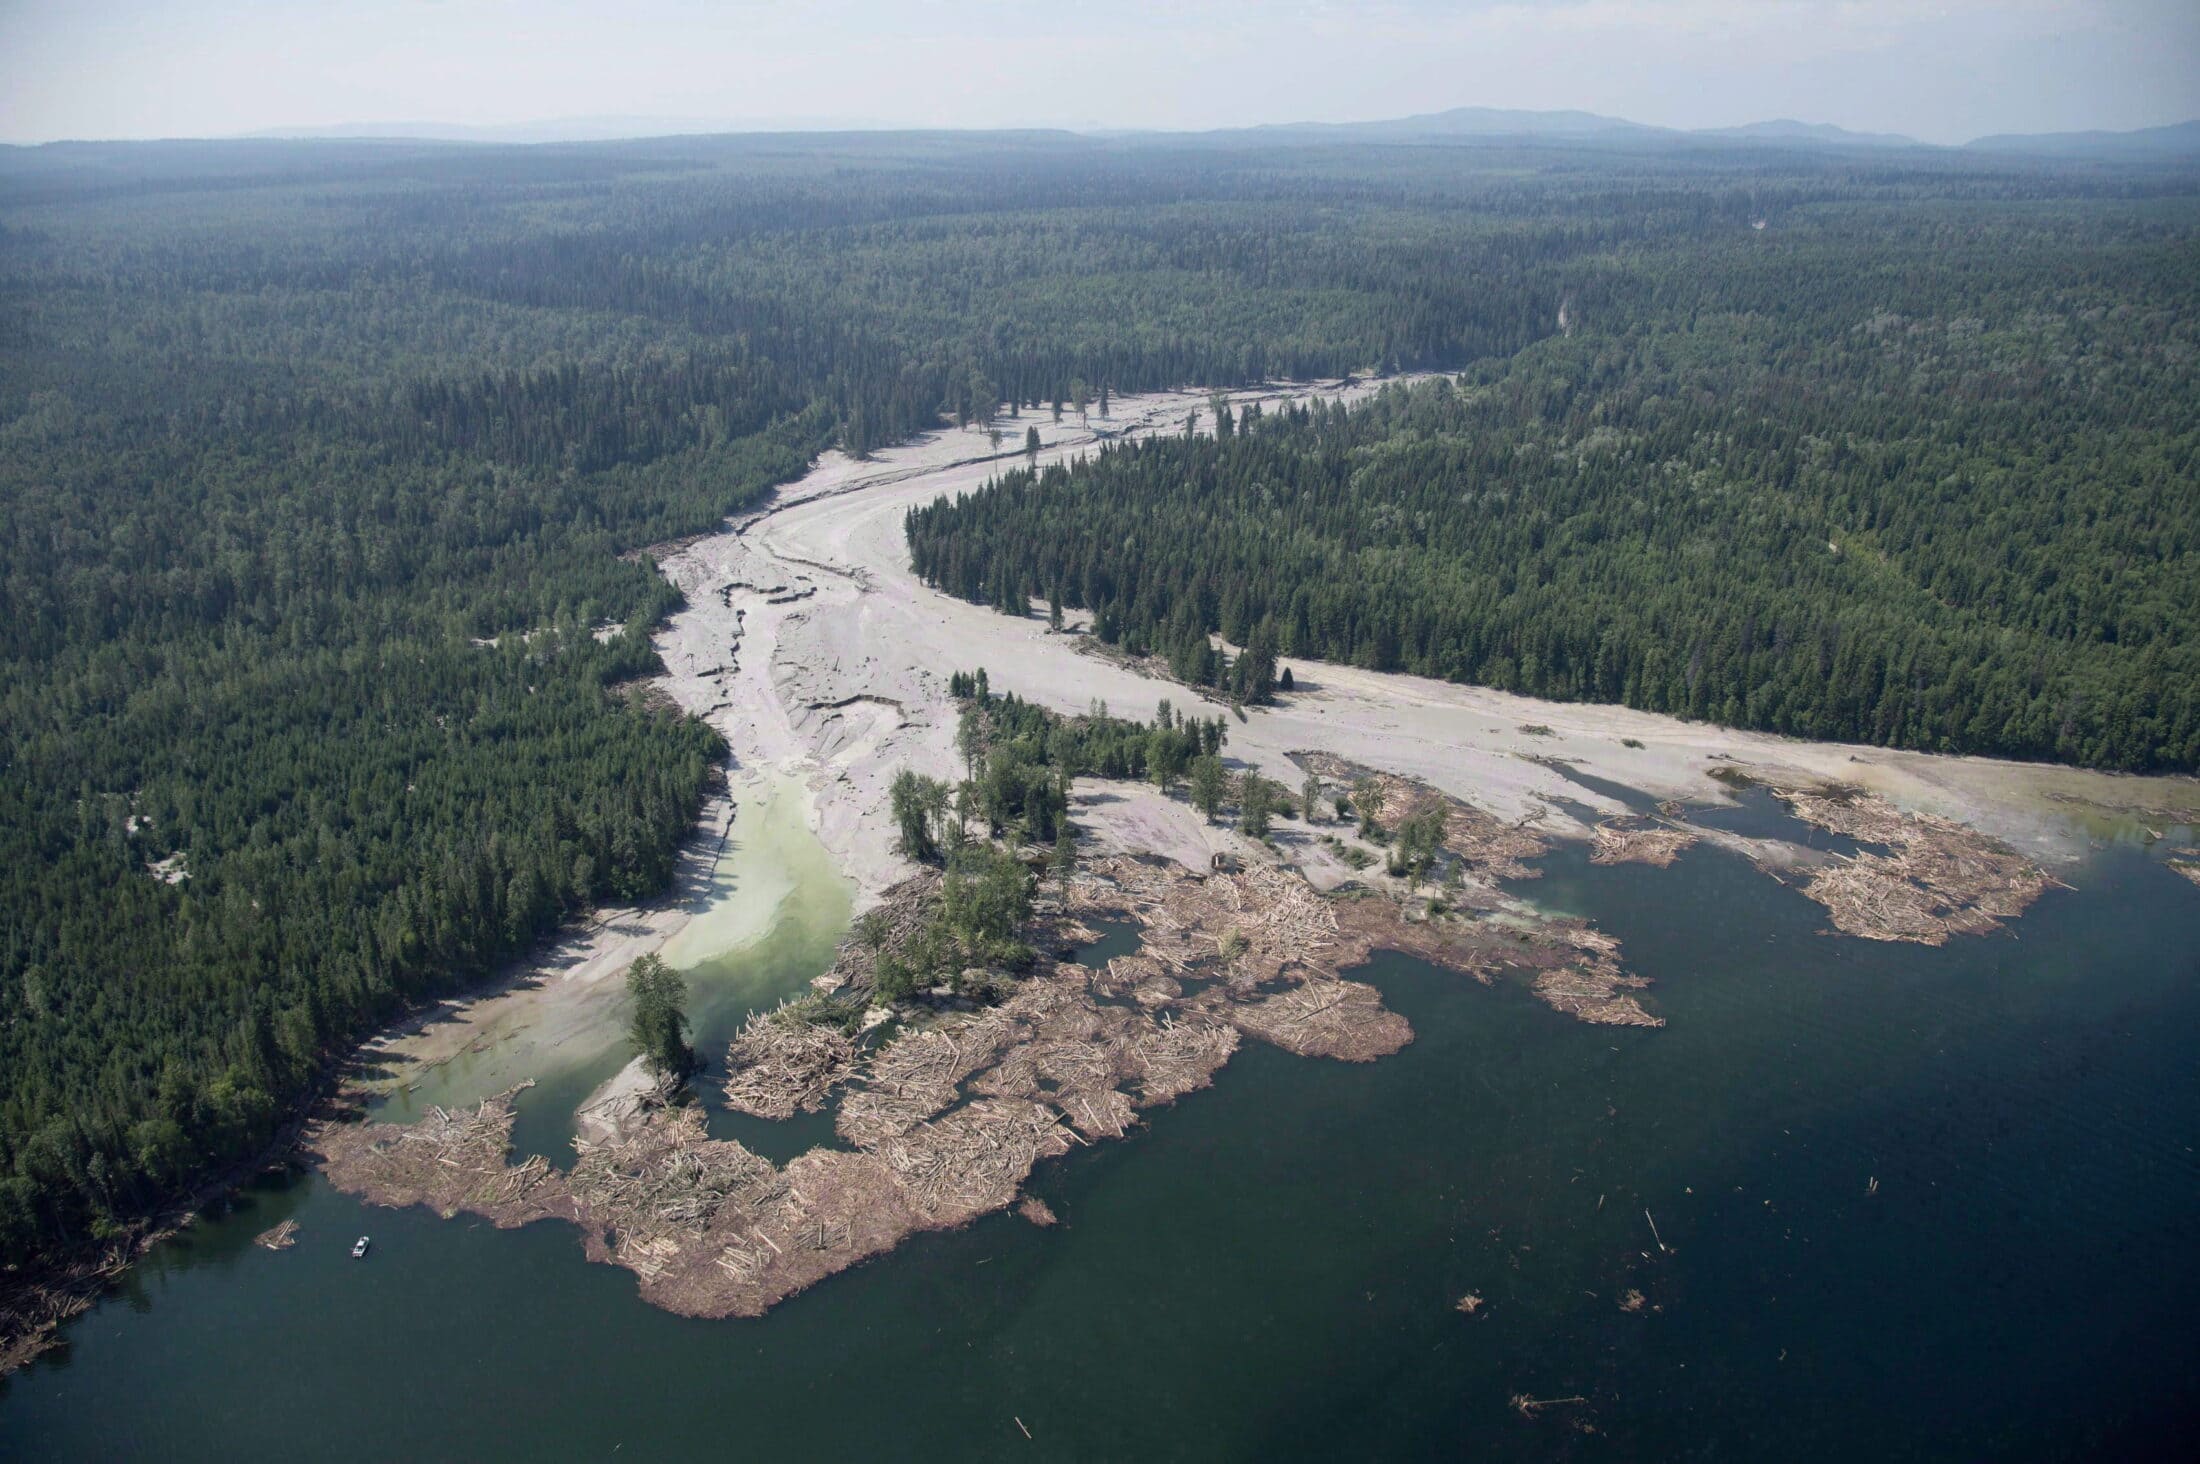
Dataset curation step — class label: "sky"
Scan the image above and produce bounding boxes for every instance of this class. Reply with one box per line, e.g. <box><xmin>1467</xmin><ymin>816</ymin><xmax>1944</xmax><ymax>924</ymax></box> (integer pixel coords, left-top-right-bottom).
<box><xmin>2</xmin><ymin>0</ymin><xmax>2196</xmax><ymax>146</ymax></box>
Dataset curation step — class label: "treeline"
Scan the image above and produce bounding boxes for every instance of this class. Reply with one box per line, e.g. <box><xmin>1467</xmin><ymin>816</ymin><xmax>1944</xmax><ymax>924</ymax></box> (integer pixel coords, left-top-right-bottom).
<box><xmin>910</xmin><ymin>203</ymin><xmax>2200</xmax><ymax>770</ymax></box>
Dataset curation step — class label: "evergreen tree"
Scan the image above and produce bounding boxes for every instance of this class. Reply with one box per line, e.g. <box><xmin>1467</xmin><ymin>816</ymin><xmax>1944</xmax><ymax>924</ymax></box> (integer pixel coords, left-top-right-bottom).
<box><xmin>625</xmin><ymin>955</ymin><xmax>694</xmax><ymax>1082</ymax></box>
<box><xmin>1190</xmin><ymin>756</ymin><xmax>1227</xmax><ymax>822</ymax></box>
<box><xmin>1237</xmin><ymin>774</ymin><xmax>1275</xmax><ymax>838</ymax></box>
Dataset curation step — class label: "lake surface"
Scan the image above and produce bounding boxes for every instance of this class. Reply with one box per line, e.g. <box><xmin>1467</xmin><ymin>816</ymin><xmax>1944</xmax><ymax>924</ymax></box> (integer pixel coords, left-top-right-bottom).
<box><xmin>6</xmin><ymin>810</ymin><xmax>2198</xmax><ymax>1461</ymax></box>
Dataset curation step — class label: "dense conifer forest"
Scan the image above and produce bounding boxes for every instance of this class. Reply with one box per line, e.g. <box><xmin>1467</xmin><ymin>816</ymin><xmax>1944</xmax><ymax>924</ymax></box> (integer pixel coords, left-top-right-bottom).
<box><xmin>910</xmin><ymin>186</ymin><xmax>2200</xmax><ymax>770</ymax></box>
<box><xmin>3</xmin><ymin>129</ymin><xmax>2194</xmax><ymax>1274</ymax></box>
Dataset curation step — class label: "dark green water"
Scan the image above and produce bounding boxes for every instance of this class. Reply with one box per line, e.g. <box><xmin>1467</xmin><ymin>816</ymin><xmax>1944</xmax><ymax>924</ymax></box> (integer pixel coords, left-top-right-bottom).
<box><xmin>7</xmin><ymin>831</ymin><xmax>2198</xmax><ymax>1461</ymax></box>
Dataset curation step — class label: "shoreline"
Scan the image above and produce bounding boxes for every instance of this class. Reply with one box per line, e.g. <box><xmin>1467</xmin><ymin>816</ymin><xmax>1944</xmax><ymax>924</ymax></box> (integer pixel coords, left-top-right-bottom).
<box><xmin>13</xmin><ymin>375</ymin><xmax>2197</xmax><ymax>1373</ymax></box>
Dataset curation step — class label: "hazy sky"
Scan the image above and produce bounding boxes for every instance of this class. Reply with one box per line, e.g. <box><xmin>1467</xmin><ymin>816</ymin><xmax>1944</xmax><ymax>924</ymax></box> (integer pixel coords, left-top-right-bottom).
<box><xmin>3</xmin><ymin>0</ymin><xmax>2196</xmax><ymax>146</ymax></box>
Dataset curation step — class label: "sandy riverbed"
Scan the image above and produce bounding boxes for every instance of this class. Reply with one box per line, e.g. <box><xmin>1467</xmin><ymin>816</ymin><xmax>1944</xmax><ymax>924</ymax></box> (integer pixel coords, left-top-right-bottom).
<box><xmin>359</xmin><ymin>375</ymin><xmax>2200</xmax><ymax>1100</ymax></box>
<box><xmin>722</xmin><ymin>382</ymin><xmax>2199</xmax><ymax>891</ymax></box>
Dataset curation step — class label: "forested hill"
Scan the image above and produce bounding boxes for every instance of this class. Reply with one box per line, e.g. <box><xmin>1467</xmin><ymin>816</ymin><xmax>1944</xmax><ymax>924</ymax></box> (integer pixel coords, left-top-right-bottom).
<box><xmin>2</xmin><ymin>132</ymin><xmax>2195</xmax><ymax>1282</ymax></box>
<box><xmin>910</xmin><ymin>200</ymin><xmax>2200</xmax><ymax>770</ymax></box>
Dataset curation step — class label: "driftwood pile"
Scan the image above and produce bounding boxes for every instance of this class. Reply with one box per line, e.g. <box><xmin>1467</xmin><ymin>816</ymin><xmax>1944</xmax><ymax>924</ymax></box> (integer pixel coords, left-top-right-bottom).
<box><xmin>568</xmin><ymin>1106</ymin><xmax>782</xmax><ymax>1234</ymax></box>
<box><xmin>837</xmin><ymin>1006</ymin><xmax>1019</xmax><ymax>1146</ymax></box>
<box><xmin>1327</xmin><ymin>875</ymin><xmax>1662</xmax><ymax>1027</ymax></box>
<box><xmin>1126</xmin><ymin>1010</ymin><xmax>1243</xmax><ymax>1104</ymax></box>
<box><xmin>252</xmin><ymin>1219</ymin><xmax>299</xmax><ymax>1251</ymax></box>
<box><xmin>308</xmin><ymin>1085</ymin><xmax>566</xmax><ymax>1225</ymax></box>
<box><xmin>1075</xmin><ymin>855</ymin><xmax>1341</xmax><ymax>991</ymax></box>
<box><xmin>1297</xmin><ymin>752</ymin><xmax>1550</xmax><ymax>881</ymax></box>
<box><xmin>1530</xmin><ymin>924</ymin><xmax>1661</xmax><ymax>1028</ymax></box>
<box><xmin>877</xmin><ymin>1100</ymin><xmax>1075</xmax><ymax>1218</ymax></box>
<box><xmin>1224</xmin><ymin>977</ymin><xmax>1412</xmax><ymax>1061</ymax></box>
<box><xmin>1590</xmin><ymin>817</ymin><xmax>1700</xmax><ymax>868</ymax></box>
<box><xmin>317</xmin><ymin>771</ymin><xmax>1694</xmax><ymax>1324</ymax></box>
<box><xmin>721</xmin><ymin>1001</ymin><xmax>861</xmax><ymax>1120</ymax></box>
<box><xmin>1775</xmin><ymin>787</ymin><xmax>2053</xmax><ymax>945</ymax></box>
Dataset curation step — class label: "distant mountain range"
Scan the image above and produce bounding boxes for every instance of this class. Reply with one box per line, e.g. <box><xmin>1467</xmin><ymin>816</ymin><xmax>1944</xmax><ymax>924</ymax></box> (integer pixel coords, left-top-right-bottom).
<box><xmin>21</xmin><ymin>108</ymin><xmax>2192</xmax><ymax>160</ymax></box>
<box><xmin>1963</xmin><ymin>119</ymin><xmax>2200</xmax><ymax>158</ymax></box>
<box><xmin>1694</xmin><ymin>119</ymin><xmax>1919</xmax><ymax>147</ymax></box>
<box><xmin>1238</xmin><ymin>106</ymin><xmax>2198</xmax><ymax>156</ymax></box>
<box><xmin>1239</xmin><ymin>106</ymin><xmax>1919</xmax><ymax>148</ymax></box>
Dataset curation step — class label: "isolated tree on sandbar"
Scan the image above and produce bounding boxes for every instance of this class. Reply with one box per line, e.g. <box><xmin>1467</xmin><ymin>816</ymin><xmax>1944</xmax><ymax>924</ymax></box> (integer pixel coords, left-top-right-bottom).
<box><xmin>1301</xmin><ymin>772</ymin><xmax>1324</xmax><ymax>824</ymax></box>
<box><xmin>1189</xmin><ymin>755</ymin><xmax>1227</xmax><ymax>823</ymax></box>
<box><xmin>1237</xmin><ymin>773</ymin><xmax>1275</xmax><ymax>838</ymax></box>
<box><xmin>1393</xmin><ymin>801</ymin><xmax>1446</xmax><ymax>886</ymax></box>
<box><xmin>1353</xmin><ymin>775</ymin><xmax>1387</xmax><ymax>838</ymax></box>
<box><xmin>625</xmin><ymin>954</ymin><xmax>694</xmax><ymax>1082</ymax></box>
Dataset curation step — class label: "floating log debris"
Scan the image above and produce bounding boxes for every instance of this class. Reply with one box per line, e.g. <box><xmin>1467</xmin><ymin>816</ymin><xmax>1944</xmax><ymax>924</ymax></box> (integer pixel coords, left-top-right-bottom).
<box><xmin>1511</xmin><ymin>1393</ymin><xmax>1589</xmax><ymax>1419</ymax></box>
<box><xmin>722</xmin><ymin>1001</ymin><xmax>861</xmax><ymax>1120</ymax></box>
<box><xmin>1289</xmin><ymin>755</ymin><xmax>1662</xmax><ymax>1024</ymax></box>
<box><xmin>253</xmin><ymin>1220</ymin><xmax>299</xmax><ymax>1251</ymax></box>
<box><xmin>314</xmin><ymin>775</ymin><xmax>1681</xmax><ymax>1320</ymax></box>
<box><xmin>1017</xmin><ymin>1197</ymin><xmax>1058</xmax><ymax>1227</ymax></box>
<box><xmin>1221</xmin><ymin>977</ymin><xmax>1411</xmax><ymax>1061</ymax></box>
<box><xmin>309</xmin><ymin>1085</ymin><xmax>568</xmax><ymax>1228</ymax></box>
<box><xmin>1773</xmin><ymin>785</ymin><xmax>2053</xmax><ymax>944</ymax></box>
<box><xmin>317</xmin><ymin>754</ymin><xmax>2080</xmax><ymax>1324</ymax></box>
<box><xmin>1590</xmin><ymin>816</ymin><xmax>1700</xmax><ymax>868</ymax></box>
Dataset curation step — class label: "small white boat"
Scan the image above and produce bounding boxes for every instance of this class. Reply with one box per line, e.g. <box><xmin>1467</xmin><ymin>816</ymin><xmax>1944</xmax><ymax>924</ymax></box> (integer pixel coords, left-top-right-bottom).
<box><xmin>351</xmin><ymin>1236</ymin><xmax>371</xmax><ymax>1258</ymax></box>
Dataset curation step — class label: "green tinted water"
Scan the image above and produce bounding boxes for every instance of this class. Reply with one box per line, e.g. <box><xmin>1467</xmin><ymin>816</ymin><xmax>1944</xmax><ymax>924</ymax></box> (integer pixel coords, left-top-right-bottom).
<box><xmin>371</xmin><ymin>775</ymin><xmax>850</xmax><ymax>1164</ymax></box>
<box><xmin>6</xmin><ymin>815</ymin><xmax>2197</xmax><ymax>1461</ymax></box>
